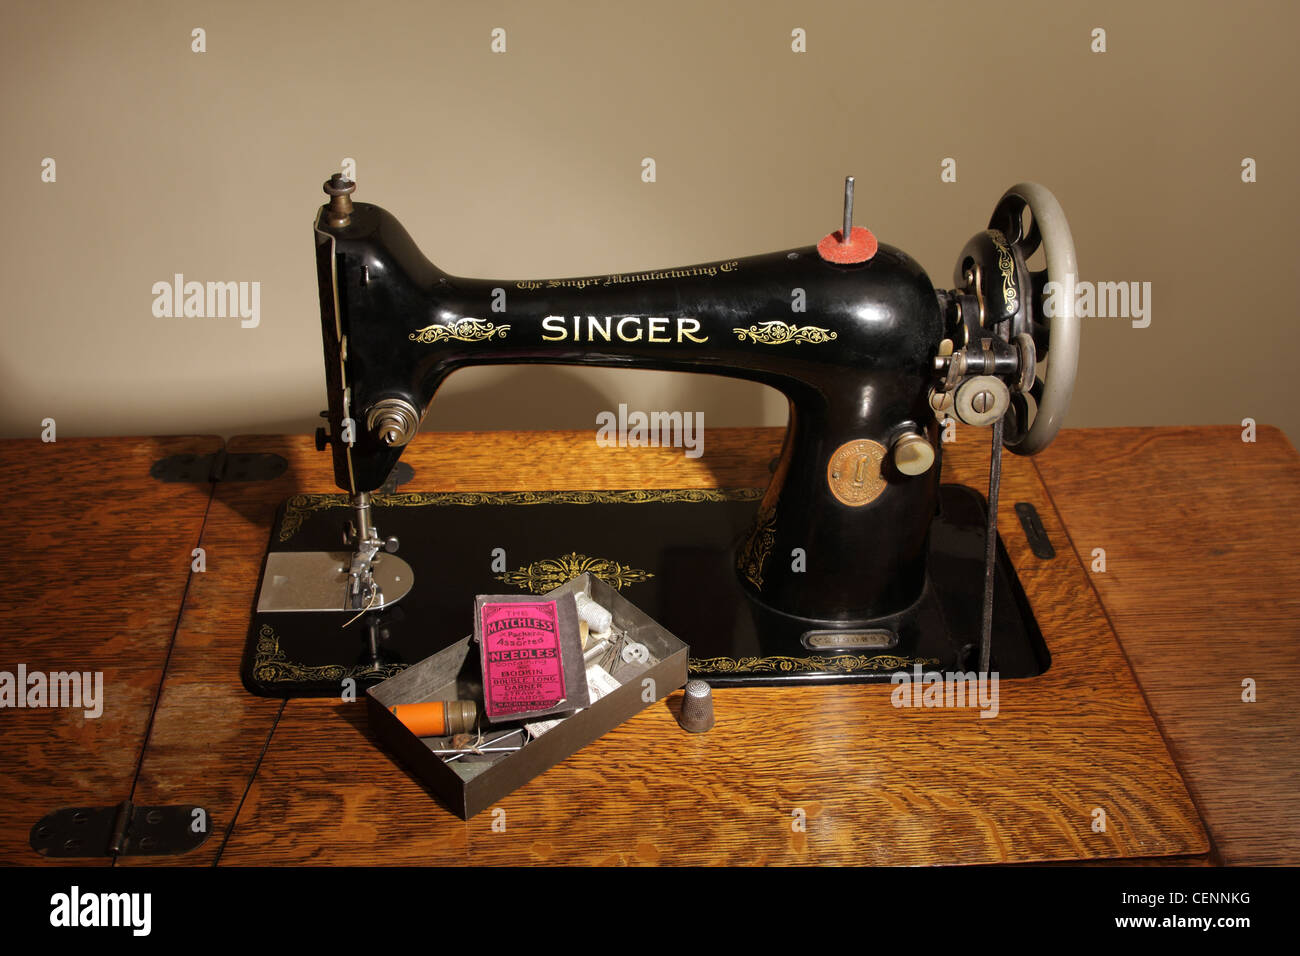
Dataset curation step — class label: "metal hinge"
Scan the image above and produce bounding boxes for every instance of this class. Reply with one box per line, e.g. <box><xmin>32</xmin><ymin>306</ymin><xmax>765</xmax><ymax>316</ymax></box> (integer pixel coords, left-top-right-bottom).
<box><xmin>150</xmin><ymin>450</ymin><xmax>287</xmax><ymax>483</ymax></box>
<box><xmin>30</xmin><ymin>801</ymin><xmax>212</xmax><ymax>858</ymax></box>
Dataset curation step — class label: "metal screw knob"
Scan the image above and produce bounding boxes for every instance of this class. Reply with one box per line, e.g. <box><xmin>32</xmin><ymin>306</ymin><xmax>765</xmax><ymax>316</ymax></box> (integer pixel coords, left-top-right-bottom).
<box><xmin>954</xmin><ymin>375</ymin><xmax>1010</xmax><ymax>427</ymax></box>
<box><xmin>366</xmin><ymin>399</ymin><xmax>420</xmax><ymax>448</ymax></box>
<box><xmin>323</xmin><ymin>173</ymin><xmax>355</xmax><ymax>197</ymax></box>
<box><xmin>323</xmin><ymin>174</ymin><xmax>355</xmax><ymax>227</ymax></box>
<box><xmin>892</xmin><ymin>432</ymin><xmax>936</xmax><ymax>476</ymax></box>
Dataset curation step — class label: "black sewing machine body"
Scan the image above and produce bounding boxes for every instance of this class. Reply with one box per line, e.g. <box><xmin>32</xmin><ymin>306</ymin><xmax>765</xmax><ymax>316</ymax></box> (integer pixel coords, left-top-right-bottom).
<box><xmin>318</xmin><ymin>200</ymin><xmax>942</xmax><ymax>626</ymax></box>
<box><xmin>243</xmin><ymin>177</ymin><xmax>1078</xmax><ymax>694</ymax></box>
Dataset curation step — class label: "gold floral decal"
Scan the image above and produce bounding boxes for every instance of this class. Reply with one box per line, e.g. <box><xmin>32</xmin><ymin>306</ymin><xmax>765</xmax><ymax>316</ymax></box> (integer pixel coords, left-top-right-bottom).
<box><xmin>495</xmin><ymin>552</ymin><xmax>654</xmax><ymax>594</ymax></box>
<box><xmin>733</xmin><ymin>321</ymin><xmax>837</xmax><ymax>345</ymax></box>
<box><xmin>989</xmin><ymin>231</ymin><xmax>1018</xmax><ymax>314</ymax></box>
<box><xmin>278</xmin><ymin>487</ymin><xmax>763</xmax><ymax>543</ymax></box>
<box><xmin>689</xmin><ymin>654</ymin><xmax>941</xmax><ymax>675</ymax></box>
<box><xmin>736</xmin><ymin>505</ymin><xmax>776</xmax><ymax>590</ymax></box>
<box><xmin>409</xmin><ymin>318</ymin><xmax>510</xmax><ymax>343</ymax></box>
<box><xmin>252</xmin><ymin>624</ymin><xmax>407</xmax><ymax>684</ymax></box>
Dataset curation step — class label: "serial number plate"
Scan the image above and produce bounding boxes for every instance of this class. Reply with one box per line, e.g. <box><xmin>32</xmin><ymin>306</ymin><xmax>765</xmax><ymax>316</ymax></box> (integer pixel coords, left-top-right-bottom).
<box><xmin>801</xmin><ymin>629</ymin><xmax>898</xmax><ymax>650</ymax></box>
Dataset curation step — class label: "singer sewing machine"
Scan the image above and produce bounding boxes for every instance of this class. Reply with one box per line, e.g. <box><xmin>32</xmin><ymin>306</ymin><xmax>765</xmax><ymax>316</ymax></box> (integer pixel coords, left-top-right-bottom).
<box><xmin>244</xmin><ymin>173</ymin><xmax>1079</xmax><ymax>695</ymax></box>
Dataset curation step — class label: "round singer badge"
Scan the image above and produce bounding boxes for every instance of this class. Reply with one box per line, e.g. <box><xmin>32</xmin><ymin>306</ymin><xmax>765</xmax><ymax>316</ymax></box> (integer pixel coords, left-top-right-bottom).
<box><xmin>826</xmin><ymin>439</ymin><xmax>888</xmax><ymax>506</ymax></box>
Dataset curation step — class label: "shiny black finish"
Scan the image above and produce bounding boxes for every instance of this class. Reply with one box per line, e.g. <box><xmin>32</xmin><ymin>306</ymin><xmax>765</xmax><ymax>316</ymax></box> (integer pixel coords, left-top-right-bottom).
<box><xmin>243</xmin><ymin>485</ymin><xmax>1048</xmax><ymax>695</ymax></box>
<box><xmin>316</xmin><ymin>201</ymin><xmax>944</xmax><ymax>625</ymax></box>
<box><xmin>954</xmin><ymin>229</ymin><xmax>1029</xmax><ymax>333</ymax></box>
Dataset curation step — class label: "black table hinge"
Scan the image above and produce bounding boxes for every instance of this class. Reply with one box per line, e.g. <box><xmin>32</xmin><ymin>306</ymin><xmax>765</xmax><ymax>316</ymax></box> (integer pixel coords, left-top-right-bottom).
<box><xmin>30</xmin><ymin>801</ymin><xmax>212</xmax><ymax>858</ymax></box>
<box><xmin>150</xmin><ymin>449</ymin><xmax>288</xmax><ymax>483</ymax></box>
<box><xmin>1014</xmin><ymin>502</ymin><xmax>1056</xmax><ymax>560</ymax></box>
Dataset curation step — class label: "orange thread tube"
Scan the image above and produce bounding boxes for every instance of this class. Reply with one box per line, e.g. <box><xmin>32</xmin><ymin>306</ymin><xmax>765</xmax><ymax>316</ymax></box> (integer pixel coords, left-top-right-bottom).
<box><xmin>389</xmin><ymin>700</ymin><xmax>477</xmax><ymax>737</ymax></box>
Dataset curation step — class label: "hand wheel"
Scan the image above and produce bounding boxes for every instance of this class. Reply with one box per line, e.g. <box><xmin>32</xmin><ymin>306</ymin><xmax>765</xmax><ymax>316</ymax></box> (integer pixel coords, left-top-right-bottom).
<box><xmin>987</xmin><ymin>182</ymin><xmax>1079</xmax><ymax>455</ymax></box>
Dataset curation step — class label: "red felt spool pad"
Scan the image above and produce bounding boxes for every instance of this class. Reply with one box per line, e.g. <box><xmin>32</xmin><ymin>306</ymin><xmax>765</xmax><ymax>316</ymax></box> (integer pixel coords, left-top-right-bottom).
<box><xmin>817</xmin><ymin>226</ymin><xmax>878</xmax><ymax>264</ymax></box>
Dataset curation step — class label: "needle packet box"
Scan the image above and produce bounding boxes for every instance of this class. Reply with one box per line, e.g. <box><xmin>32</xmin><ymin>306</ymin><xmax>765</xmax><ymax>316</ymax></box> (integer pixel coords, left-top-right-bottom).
<box><xmin>474</xmin><ymin>592</ymin><xmax>589</xmax><ymax>723</ymax></box>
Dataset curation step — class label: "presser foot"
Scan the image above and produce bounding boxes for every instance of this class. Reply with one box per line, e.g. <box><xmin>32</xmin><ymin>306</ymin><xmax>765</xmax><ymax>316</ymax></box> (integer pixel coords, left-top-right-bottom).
<box><xmin>255</xmin><ymin>491</ymin><xmax>415</xmax><ymax>614</ymax></box>
<box><xmin>255</xmin><ymin>550</ymin><xmax>415</xmax><ymax>614</ymax></box>
<box><xmin>342</xmin><ymin>490</ymin><xmax>404</xmax><ymax>613</ymax></box>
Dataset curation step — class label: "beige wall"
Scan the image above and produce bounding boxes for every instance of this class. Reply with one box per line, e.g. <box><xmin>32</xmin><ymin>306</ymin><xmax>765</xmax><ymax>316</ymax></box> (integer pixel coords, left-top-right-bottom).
<box><xmin>3</xmin><ymin>0</ymin><xmax>1296</xmax><ymax>445</ymax></box>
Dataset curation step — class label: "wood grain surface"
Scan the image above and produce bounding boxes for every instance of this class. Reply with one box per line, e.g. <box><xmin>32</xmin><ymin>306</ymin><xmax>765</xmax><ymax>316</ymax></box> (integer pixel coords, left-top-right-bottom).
<box><xmin>119</xmin><ymin>434</ymin><xmax>311</xmax><ymax>867</ymax></box>
<box><xmin>158</xmin><ymin>428</ymin><xmax>1207</xmax><ymax>865</ymax></box>
<box><xmin>0</xmin><ymin>436</ymin><xmax>219</xmax><ymax>864</ymax></box>
<box><xmin>1034</xmin><ymin>425</ymin><xmax>1300</xmax><ymax>865</ymax></box>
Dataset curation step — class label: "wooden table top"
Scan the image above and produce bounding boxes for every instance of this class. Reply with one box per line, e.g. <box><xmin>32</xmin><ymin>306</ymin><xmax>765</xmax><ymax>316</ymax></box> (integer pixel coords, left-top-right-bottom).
<box><xmin>0</xmin><ymin>435</ymin><xmax>221</xmax><ymax>866</ymax></box>
<box><xmin>3</xmin><ymin>424</ymin><xmax>1293</xmax><ymax>866</ymax></box>
<box><xmin>128</xmin><ymin>427</ymin><xmax>1206</xmax><ymax>865</ymax></box>
<box><xmin>1035</xmin><ymin>425</ymin><xmax>1300</xmax><ymax>865</ymax></box>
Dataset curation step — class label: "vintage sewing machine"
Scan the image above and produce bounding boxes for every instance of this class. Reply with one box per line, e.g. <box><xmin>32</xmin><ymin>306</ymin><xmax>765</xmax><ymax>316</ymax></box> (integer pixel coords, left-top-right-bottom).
<box><xmin>244</xmin><ymin>173</ymin><xmax>1079</xmax><ymax>695</ymax></box>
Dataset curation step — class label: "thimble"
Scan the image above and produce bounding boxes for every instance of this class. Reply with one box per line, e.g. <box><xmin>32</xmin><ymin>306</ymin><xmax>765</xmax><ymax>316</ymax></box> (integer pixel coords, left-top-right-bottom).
<box><xmin>678</xmin><ymin>680</ymin><xmax>715</xmax><ymax>733</ymax></box>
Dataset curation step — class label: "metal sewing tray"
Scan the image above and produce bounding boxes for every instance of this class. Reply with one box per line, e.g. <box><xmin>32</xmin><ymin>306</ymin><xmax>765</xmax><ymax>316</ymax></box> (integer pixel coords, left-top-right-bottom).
<box><xmin>366</xmin><ymin>574</ymin><xmax>688</xmax><ymax>819</ymax></box>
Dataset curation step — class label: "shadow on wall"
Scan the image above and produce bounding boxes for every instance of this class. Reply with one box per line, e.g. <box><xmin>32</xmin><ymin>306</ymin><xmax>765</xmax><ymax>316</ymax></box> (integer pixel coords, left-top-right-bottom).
<box><xmin>223</xmin><ymin>366</ymin><xmax>787</xmax><ymax>437</ymax></box>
